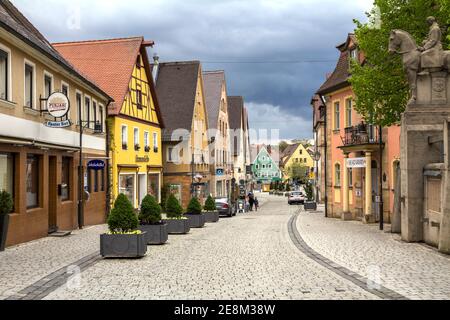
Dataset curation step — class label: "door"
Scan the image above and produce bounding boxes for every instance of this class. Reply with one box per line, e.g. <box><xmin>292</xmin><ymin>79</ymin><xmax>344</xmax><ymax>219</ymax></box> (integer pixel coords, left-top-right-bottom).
<box><xmin>48</xmin><ymin>156</ymin><xmax>58</xmax><ymax>233</ymax></box>
<box><xmin>138</xmin><ymin>174</ymin><xmax>147</xmax><ymax>208</ymax></box>
<box><xmin>371</xmin><ymin>160</ymin><xmax>379</xmax><ymax>222</ymax></box>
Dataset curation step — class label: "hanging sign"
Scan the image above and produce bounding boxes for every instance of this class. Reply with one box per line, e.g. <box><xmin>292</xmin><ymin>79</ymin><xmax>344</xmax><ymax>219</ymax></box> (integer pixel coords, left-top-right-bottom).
<box><xmin>87</xmin><ymin>160</ymin><xmax>106</xmax><ymax>171</ymax></box>
<box><xmin>347</xmin><ymin>157</ymin><xmax>367</xmax><ymax>168</ymax></box>
<box><xmin>44</xmin><ymin>92</ymin><xmax>71</xmax><ymax>128</ymax></box>
<box><xmin>216</xmin><ymin>168</ymin><xmax>224</xmax><ymax>176</ymax></box>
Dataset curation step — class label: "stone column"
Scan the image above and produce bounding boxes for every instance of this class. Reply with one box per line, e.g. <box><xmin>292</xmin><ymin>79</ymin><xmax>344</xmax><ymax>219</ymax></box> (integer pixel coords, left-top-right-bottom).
<box><xmin>342</xmin><ymin>154</ymin><xmax>351</xmax><ymax>220</ymax></box>
<box><xmin>365</xmin><ymin>152</ymin><xmax>372</xmax><ymax>220</ymax></box>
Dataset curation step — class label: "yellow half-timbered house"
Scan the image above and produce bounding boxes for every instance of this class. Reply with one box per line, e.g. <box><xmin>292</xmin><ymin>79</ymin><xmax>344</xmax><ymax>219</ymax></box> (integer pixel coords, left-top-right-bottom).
<box><xmin>54</xmin><ymin>37</ymin><xmax>164</xmax><ymax>208</ymax></box>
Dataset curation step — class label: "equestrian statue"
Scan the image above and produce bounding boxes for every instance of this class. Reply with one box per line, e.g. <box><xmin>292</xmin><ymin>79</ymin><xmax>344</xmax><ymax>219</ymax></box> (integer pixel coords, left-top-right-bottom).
<box><xmin>389</xmin><ymin>17</ymin><xmax>450</xmax><ymax>103</ymax></box>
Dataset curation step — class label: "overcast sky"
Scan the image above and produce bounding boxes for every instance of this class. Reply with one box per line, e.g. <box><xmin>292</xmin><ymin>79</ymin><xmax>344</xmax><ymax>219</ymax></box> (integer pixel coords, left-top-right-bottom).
<box><xmin>13</xmin><ymin>0</ymin><xmax>374</xmax><ymax>141</ymax></box>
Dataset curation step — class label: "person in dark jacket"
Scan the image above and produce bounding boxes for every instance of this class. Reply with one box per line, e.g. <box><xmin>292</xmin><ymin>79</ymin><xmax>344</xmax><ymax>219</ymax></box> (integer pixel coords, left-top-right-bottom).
<box><xmin>248</xmin><ymin>193</ymin><xmax>255</xmax><ymax>211</ymax></box>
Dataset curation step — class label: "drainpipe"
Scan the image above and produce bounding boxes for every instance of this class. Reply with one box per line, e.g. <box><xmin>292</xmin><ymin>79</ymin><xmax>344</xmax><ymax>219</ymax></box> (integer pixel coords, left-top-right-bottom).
<box><xmin>379</xmin><ymin>125</ymin><xmax>384</xmax><ymax>231</ymax></box>
<box><xmin>319</xmin><ymin>94</ymin><xmax>328</xmax><ymax>218</ymax></box>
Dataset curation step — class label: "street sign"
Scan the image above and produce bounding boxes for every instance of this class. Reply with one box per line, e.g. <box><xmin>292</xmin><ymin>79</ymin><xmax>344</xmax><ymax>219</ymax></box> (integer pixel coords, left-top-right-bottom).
<box><xmin>347</xmin><ymin>157</ymin><xmax>367</xmax><ymax>168</ymax></box>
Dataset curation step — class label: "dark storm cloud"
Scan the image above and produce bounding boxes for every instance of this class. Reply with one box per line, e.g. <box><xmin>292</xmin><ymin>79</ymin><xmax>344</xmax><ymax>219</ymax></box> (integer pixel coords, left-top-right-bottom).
<box><xmin>12</xmin><ymin>0</ymin><xmax>373</xmax><ymax>140</ymax></box>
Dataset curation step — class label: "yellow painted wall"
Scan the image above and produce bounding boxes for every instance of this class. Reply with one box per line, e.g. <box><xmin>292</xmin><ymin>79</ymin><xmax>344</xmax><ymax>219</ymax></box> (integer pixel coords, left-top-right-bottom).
<box><xmin>283</xmin><ymin>144</ymin><xmax>314</xmax><ymax>180</ymax></box>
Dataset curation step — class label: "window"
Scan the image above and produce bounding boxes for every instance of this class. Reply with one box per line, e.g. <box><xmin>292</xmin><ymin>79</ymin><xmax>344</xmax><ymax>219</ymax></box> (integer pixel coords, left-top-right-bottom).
<box><xmin>136</xmin><ymin>89</ymin><xmax>142</xmax><ymax>108</ymax></box>
<box><xmin>168</xmin><ymin>147</ymin><xmax>175</xmax><ymax>162</ymax></box>
<box><xmin>350</xmin><ymin>48</ymin><xmax>359</xmax><ymax>61</ymax></box>
<box><xmin>348</xmin><ymin>168</ymin><xmax>353</xmax><ymax>187</ymax></box>
<box><xmin>0</xmin><ymin>153</ymin><xmax>14</xmax><ymax>197</ymax></box>
<box><xmin>25</xmin><ymin>63</ymin><xmax>34</xmax><ymax>108</ymax></box>
<box><xmin>121</xmin><ymin>125</ymin><xmax>128</xmax><ymax>150</ymax></box>
<box><xmin>99</xmin><ymin>105</ymin><xmax>104</xmax><ymax>133</ymax></box>
<box><xmin>100</xmin><ymin>168</ymin><xmax>105</xmax><ymax>192</ymax></box>
<box><xmin>0</xmin><ymin>48</ymin><xmax>10</xmax><ymax>101</ymax></box>
<box><xmin>26</xmin><ymin>155</ymin><xmax>40</xmax><ymax>209</ymax></box>
<box><xmin>44</xmin><ymin>73</ymin><xmax>53</xmax><ymax>98</ymax></box>
<box><xmin>92</xmin><ymin>101</ymin><xmax>97</xmax><ymax>130</ymax></box>
<box><xmin>134</xmin><ymin>128</ymin><xmax>140</xmax><ymax>150</ymax></box>
<box><xmin>334</xmin><ymin>102</ymin><xmax>340</xmax><ymax>130</ymax></box>
<box><xmin>84</xmin><ymin>97</ymin><xmax>90</xmax><ymax>124</ymax></box>
<box><xmin>93</xmin><ymin>169</ymin><xmax>99</xmax><ymax>193</ymax></box>
<box><xmin>335</xmin><ymin>163</ymin><xmax>341</xmax><ymax>187</ymax></box>
<box><xmin>61</xmin><ymin>83</ymin><xmax>69</xmax><ymax>97</ymax></box>
<box><xmin>119</xmin><ymin>174</ymin><xmax>135</xmax><ymax>206</ymax></box>
<box><xmin>76</xmin><ymin>92</ymin><xmax>82</xmax><ymax>125</ymax></box>
<box><xmin>144</xmin><ymin>132</ymin><xmax>149</xmax><ymax>150</ymax></box>
<box><xmin>346</xmin><ymin>98</ymin><xmax>352</xmax><ymax>128</ymax></box>
<box><xmin>61</xmin><ymin>157</ymin><xmax>71</xmax><ymax>201</ymax></box>
<box><xmin>153</xmin><ymin>132</ymin><xmax>158</xmax><ymax>152</ymax></box>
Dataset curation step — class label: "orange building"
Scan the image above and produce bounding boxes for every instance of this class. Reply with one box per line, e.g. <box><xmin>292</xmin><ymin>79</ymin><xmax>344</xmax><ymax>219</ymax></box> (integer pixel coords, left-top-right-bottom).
<box><xmin>316</xmin><ymin>34</ymin><xmax>400</xmax><ymax>224</ymax></box>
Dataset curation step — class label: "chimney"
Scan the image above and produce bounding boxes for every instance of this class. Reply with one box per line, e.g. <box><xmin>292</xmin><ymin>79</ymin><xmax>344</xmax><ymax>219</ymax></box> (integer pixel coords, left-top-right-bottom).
<box><xmin>152</xmin><ymin>53</ymin><xmax>160</xmax><ymax>83</ymax></box>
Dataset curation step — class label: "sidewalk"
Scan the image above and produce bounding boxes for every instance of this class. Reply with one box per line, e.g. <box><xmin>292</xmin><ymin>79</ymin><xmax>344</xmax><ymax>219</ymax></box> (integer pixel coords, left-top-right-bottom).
<box><xmin>297</xmin><ymin>209</ymin><xmax>450</xmax><ymax>300</ymax></box>
<box><xmin>0</xmin><ymin>225</ymin><xmax>106</xmax><ymax>300</ymax></box>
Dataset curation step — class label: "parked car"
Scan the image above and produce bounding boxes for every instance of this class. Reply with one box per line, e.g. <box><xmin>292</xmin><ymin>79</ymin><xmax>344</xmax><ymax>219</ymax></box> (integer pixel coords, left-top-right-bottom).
<box><xmin>215</xmin><ymin>198</ymin><xmax>237</xmax><ymax>217</ymax></box>
<box><xmin>288</xmin><ymin>191</ymin><xmax>306</xmax><ymax>205</ymax></box>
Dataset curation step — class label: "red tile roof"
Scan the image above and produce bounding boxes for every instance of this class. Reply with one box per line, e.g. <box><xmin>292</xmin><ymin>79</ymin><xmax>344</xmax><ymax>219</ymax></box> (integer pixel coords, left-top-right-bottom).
<box><xmin>53</xmin><ymin>37</ymin><xmax>154</xmax><ymax>116</ymax></box>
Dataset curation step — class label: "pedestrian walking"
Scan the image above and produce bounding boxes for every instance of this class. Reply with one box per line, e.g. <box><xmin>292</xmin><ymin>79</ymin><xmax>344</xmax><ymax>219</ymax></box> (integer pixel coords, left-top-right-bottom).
<box><xmin>248</xmin><ymin>193</ymin><xmax>255</xmax><ymax>211</ymax></box>
<box><xmin>254</xmin><ymin>197</ymin><xmax>259</xmax><ymax>212</ymax></box>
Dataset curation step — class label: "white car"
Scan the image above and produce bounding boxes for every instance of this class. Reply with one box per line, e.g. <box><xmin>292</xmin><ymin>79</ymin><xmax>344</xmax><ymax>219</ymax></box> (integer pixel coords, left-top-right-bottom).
<box><xmin>288</xmin><ymin>191</ymin><xmax>306</xmax><ymax>205</ymax></box>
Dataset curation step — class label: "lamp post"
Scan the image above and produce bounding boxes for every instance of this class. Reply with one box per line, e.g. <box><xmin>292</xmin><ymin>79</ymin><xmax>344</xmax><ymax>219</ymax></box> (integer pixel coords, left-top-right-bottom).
<box><xmin>313</xmin><ymin>151</ymin><xmax>321</xmax><ymax>203</ymax></box>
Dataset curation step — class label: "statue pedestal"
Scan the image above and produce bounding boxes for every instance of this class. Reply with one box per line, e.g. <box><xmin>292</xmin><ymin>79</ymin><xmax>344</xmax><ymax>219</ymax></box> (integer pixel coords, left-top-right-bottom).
<box><xmin>416</xmin><ymin>72</ymin><xmax>448</xmax><ymax>105</ymax></box>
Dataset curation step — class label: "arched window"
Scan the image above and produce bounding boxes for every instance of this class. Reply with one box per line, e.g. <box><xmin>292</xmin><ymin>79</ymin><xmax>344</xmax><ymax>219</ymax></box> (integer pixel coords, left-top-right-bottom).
<box><xmin>335</xmin><ymin>163</ymin><xmax>341</xmax><ymax>187</ymax></box>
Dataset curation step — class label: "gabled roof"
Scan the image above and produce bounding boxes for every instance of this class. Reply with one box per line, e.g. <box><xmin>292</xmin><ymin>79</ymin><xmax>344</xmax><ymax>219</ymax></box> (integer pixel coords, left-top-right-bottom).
<box><xmin>53</xmin><ymin>37</ymin><xmax>159</xmax><ymax>118</ymax></box>
<box><xmin>0</xmin><ymin>0</ymin><xmax>112</xmax><ymax>101</ymax></box>
<box><xmin>154</xmin><ymin>61</ymin><xmax>201</xmax><ymax>140</ymax></box>
<box><xmin>203</xmin><ymin>71</ymin><xmax>226</xmax><ymax>130</ymax></box>
<box><xmin>228</xmin><ymin>96</ymin><xmax>244</xmax><ymax>130</ymax></box>
<box><xmin>316</xmin><ymin>33</ymin><xmax>356</xmax><ymax>95</ymax></box>
<box><xmin>280</xmin><ymin>143</ymin><xmax>301</xmax><ymax>167</ymax></box>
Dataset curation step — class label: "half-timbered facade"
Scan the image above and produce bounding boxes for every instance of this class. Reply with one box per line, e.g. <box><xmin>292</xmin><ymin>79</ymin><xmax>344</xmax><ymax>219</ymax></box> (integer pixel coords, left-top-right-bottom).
<box><xmin>54</xmin><ymin>37</ymin><xmax>164</xmax><ymax>209</ymax></box>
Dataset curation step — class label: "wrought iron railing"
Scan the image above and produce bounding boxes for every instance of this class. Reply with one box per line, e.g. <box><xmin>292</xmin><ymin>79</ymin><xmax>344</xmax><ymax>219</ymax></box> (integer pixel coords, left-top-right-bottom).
<box><xmin>343</xmin><ymin>123</ymin><xmax>379</xmax><ymax>146</ymax></box>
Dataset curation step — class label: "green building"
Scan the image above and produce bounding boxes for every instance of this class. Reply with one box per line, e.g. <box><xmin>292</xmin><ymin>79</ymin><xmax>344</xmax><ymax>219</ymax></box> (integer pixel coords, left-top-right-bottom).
<box><xmin>252</xmin><ymin>146</ymin><xmax>282</xmax><ymax>192</ymax></box>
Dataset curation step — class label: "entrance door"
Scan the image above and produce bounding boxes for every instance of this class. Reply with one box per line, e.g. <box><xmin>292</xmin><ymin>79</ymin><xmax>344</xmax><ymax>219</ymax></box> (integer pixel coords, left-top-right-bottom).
<box><xmin>138</xmin><ymin>174</ymin><xmax>147</xmax><ymax>208</ymax></box>
<box><xmin>48</xmin><ymin>156</ymin><xmax>58</xmax><ymax>234</ymax></box>
<box><xmin>371</xmin><ymin>160</ymin><xmax>379</xmax><ymax>222</ymax></box>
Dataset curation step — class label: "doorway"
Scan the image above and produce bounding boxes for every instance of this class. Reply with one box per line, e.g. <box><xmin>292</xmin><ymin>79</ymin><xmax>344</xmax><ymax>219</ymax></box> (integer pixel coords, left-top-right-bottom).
<box><xmin>371</xmin><ymin>160</ymin><xmax>380</xmax><ymax>222</ymax></box>
<box><xmin>138</xmin><ymin>173</ymin><xmax>147</xmax><ymax>208</ymax></box>
<box><xmin>48</xmin><ymin>156</ymin><xmax>58</xmax><ymax>234</ymax></box>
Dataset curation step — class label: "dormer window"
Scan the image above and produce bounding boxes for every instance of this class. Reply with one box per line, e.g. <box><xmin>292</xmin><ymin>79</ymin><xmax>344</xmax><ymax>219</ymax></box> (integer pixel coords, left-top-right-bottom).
<box><xmin>349</xmin><ymin>48</ymin><xmax>359</xmax><ymax>62</ymax></box>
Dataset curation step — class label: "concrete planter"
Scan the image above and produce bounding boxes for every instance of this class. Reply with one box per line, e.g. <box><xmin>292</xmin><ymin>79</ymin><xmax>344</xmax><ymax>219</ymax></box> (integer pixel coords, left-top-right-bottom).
<box><xmin>164</xmin><ymin>219</ymin><xmax>191</xmax><ymax>234</ymax></box>
<box><xmin>0</xmin><ymin>214</ymin><xmax>9</xmax><ymax>252</ymax></box>
<box><xmin>185</xmin><ymin>213</ymin><xmax>206</xmax><ymax>228</ymax></box>
<box><xmin>304</xmin><ymin>202</ymin><xmax>317</xmax><ymax>211</ymax></box>
<box><xmin>139</xmin><ymin>224</ymin><xmax>168</xmax><ymax>245</ymax></box>
<box><xmin>100</xmin><ymin>233</ymin><xmax>147</xmax><ymax>258</ymax></box>
<box><xmin>204</xmin><ymin>211</ymin><xmax>220</xmax><ymax>223</ymax></box>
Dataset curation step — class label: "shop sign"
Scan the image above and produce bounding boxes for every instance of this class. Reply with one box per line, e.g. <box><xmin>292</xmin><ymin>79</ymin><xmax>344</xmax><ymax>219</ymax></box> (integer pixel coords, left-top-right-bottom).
<box><xmin>216</xmin><ymin>168</ymin><xmax>224</xmax><ymax>176</ymax></box>
<box><xmin>44</xmin><ymin>120</ymin><xmax>72</xmax><ymax>128</ymax></box>
<box><xmin>347</xmin><ymin>157</ymin><xmax>367</xmax><ymax>168</ymax></box>
<box><xmin>44</xmin><ymin>92</ymin><xmax>71</xmax><ymax>128</ymax></box>
<box><xmin>136</xmin><ymin>156</ymin><xmax>150</xmax><ymax>163</ymax></box>
<box><xmin>87</xmin><ymin>160</ymin><xmax>106</xmax><ymax>171</ymax></box>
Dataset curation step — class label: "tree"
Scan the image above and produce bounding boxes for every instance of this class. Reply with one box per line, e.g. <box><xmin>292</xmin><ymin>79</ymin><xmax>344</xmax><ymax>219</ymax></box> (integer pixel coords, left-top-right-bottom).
<box><xmin>287</xmin><ymin>163</ymin><xmax>309</xmax><ymax>182</ymax></box>
<box><xmin>139</xmin><ymin>195</ymin><xmax>162</xmax><ymax>225</ymax></box>
<box><xmin>187</xmin><ymin>197</ymin><xmax>202</xmax><ymax>214</ymax></box>
<box><xmin>107</xmin><ymin>194</ymin><xmax>139</xmax><ymax>234</ymax></box>
<box><xmin>166</xmin><ymin>194</ymin><xmax>183</xmax><ymax>219</ymax></box>
<box><xmin>304</xmin><ymin>182</ymin><xmax>314</xmax><ymax>202</ymax></box>
<box><xmin>350</xmin><ymin>0</ymin><xmax>450</xmax><ymax>126</ymax></box>
<box><xmin>279</xmin><ymin>141</ymin><xmax>289</xmax><ymax>154</ymax></box>
<box><xmin>204</xmin><ymin>195</ymin><xmax>216</xmax><ymax>211</ymax></box>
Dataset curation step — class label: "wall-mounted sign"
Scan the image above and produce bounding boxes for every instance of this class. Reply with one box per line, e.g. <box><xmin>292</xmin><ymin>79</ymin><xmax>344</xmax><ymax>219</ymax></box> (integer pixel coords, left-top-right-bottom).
<box><xmin>47</xmin><ymin>92</ymin><xmax>70</xmax><ymax>118</ymax></box>
<box><xmin>136</xmin><ymin>156</ymin><xmax>150</xmax><ymax>163</ymax></box>
<box><xmin>216</xmin><ymin>168</ymin><xmax>224</xmax><ymax>176</ymax></box>
<box><xmin>44</xmin><ymin>120</ymin><xmax>71</xmax><ymax>128</ymax></box>
<box><xmin>87</xmin><ymin>160</ymin><xmax>106</xmax><ymax>171</ymax></box>
<box><xmin>347</xmin><ymin>157</ymin><xmax>367</xmax><ymax>168</ymax></box>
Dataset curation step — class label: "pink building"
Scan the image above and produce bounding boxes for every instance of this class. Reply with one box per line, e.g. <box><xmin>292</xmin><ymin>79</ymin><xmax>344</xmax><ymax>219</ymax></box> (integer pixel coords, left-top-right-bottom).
<box><xmin>315</xmin><ymin>34</ymin><xmax>400</xmax><ymax>224</ymax></box>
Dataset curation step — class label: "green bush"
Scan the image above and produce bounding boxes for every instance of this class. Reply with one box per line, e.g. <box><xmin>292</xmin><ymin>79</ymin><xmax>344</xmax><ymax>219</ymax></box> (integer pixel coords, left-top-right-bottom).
<box><xmin>0</xmin><ymin>191</ymin><xmax>13</xmax><ymax>215</ymax></box>
<box><xmin>304</xmin><ymin>182</ymin><xmax>314</xmax><ymax>201</ymax></box>
<box><xmin>187</xmin><ymin>197</ymin><xmax>202</xmax><ymax>215</ymax></box>
<box><xmin>107</xmin><ymin>194</ymin><xmax>139</xmax><ymax>234</ymax></box>
<box><xmin>285</xmin><ymin>184</ymin><xmax>291</xmax><ymax>192</ymax></box>
<box><xmin>204</xmin><ymin>195</ymin><xmax>216</xmax><ymax>211</ymax></box>
<box><xmin>165</xmin><ymin>194</ymin><xmax>183</xmax><ymax>219</ymax></box>
<box><xmin>139</xmin><ymin>195</ymin><xmax>162</xmax><ymax>225</ymax></box>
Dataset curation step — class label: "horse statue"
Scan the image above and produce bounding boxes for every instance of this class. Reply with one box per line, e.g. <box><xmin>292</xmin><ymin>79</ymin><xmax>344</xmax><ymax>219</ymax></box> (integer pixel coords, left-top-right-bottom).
<box><xmin>388</xmin><ymin>29</ymin><xmax>450</xmax><ymax>103</ymax></box>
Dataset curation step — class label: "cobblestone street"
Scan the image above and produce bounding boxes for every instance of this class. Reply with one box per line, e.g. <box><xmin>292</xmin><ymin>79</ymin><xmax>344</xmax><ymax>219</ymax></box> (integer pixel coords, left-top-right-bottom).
<box><xmin>1</xmin><ymin>194</ymin><xmax>449</xmax><ymax>300</ymax></box>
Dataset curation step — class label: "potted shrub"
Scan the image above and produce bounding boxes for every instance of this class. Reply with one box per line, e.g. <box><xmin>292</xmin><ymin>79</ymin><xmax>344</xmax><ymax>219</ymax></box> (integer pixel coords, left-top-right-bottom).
<box><xmin>163</xmin><ymin>194</ymin><xmax>190</xmax><ymax>234</ymax></box>
<box><xmin>203</xmin><ymin>195</ymin><xmax>219</xmax><ymax>223</ymax></box>
<box><xmin>303</xmin><ymin>182</ymin><xmax>317</xmax><ymax>211</ymax></box>
<box><xmin>100</xmin><ymin>194</ymin><xmax>147</xmax><ymax>258</ymax></box>
<box><xmin>0</xmin><ymin>191</ymin><xmax>13</xmax><ymax>252</ymax></box>
<box><xmin>185</xmin><ymin>197</ymin><xmax>206</xmax><ymax>228</ymax></box>
<box><xmin>139</xmin><ymin>195</ymin><xmax>168</xmax><ymax>245</ymax></box>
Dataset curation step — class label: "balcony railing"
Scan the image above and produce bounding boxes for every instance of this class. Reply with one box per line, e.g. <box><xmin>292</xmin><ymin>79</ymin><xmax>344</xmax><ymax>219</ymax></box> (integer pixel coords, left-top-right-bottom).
<box><xmin>343</xmin><ymin>123</ymin><xmax>379</xmax><ymax>146</ymax></box>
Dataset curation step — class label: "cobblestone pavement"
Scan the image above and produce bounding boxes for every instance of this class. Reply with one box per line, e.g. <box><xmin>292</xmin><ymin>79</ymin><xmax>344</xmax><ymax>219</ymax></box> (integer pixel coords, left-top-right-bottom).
<box><xmin>297</xmin><ymin>208</ymin><xmax>450</xmax><ymax>300</ymax></box>
<box><xmin>0</xmin><ymin>225</ymin><xmax>106</xmax><ymax>300</ymax></box>
<box><xmin>45</xmin><ymin>194</ymin><xmax>376</xmax><ymax>300</ymax></box>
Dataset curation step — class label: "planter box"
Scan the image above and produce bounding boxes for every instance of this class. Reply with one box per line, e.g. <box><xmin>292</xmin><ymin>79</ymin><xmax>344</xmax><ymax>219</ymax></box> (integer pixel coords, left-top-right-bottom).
<box><xmin>100</xmin><ymin>232</ymin><xmax>147</xmax><ymax>258</ymax></box>
<box><xmin>164</xmin><ymin>219</ymin><xmax>191</xmax><ymax>234</ymax></box>
<box><xmin>0</xmin><ymin>214</ymin><xmax>9</xmax><ymax>252</ymax></box>
<box><xmin>139</xmin><ymin>224</ymin><xmax>168</xmax><ymax>245</ymax></box>
<box><xmin>204</xmin><ymin>211</ymin><xmax>220</xmax><ymax>223</ymax></box>
<box><xmin>185</xmin><ymin>213</ymin><xmax>206</xmax><ymax>228</ymax></box>
<box><xmin>304</xmin><ymin>202</ymin><xmax>317</xmax><ymax>211</ymax></box>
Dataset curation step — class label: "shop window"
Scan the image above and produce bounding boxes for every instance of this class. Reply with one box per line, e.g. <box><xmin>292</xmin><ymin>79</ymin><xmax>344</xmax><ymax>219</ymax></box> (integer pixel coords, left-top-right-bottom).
<box><xmin>44</xmin><ymin>73</ymin><xmax>53</xmax><ymax>98</ymax></box>
<box><xmin>0</xmin><ymin>153</ymin><xmax>14</xmax><ymax>198</ymax></box>
<box><xmin>93</xmin><ymin>169</ymin><xmax>99</xmax><ymax>193</ymax></box>
<box><xmin>348</xmin><ymin>168</ymin><xmax>353</xmax><ymax>187</ymax></box>
<box><xmin>25</xmin><ymin>63</ymin><xmax>34</xmax><ymax>108</ymax></box>
<box><xmin>26</xmin><ymin>155</ymin><xmax>40</xmax><ymax>209</ymax></box>
<box><xmin>335</xmin><ymin>163</ymin><xmax>341</xmax><ymax>187</ymax></box>
<box><xmin>148</xmin><ymin>174</ymin><xmax>160</xmax><ymax>202</ymax></box>
<box><xmin>169</xmin><ymin>184</ymin><xmax>182</xmax><ymax>204</ymax></box>
<box><xmin>119</xmin><ymin>174</ymin><xmax>135</xmax><ymax>206</ymax></box>
<box><xmin>0</xmin><ymin>48</ymin><xmax>9</xmax><ymax>101</ymax></box>
<box><xmin>101</xmin><ymin>168</ymin><xmax>105</xmax><ymax>192</ymax></box>
<box><xmin>61</xmin><ymin>157</ymin><xmax>71</xmax><ymax>201</ymax></box>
